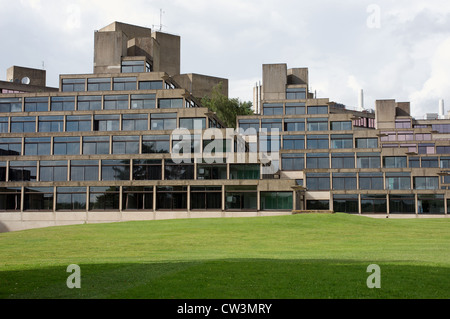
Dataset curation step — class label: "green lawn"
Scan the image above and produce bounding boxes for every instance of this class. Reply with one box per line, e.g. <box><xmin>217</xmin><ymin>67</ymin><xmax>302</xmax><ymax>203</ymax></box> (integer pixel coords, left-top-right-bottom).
<box><xmin>0</xmin><ymin>213</ymin><xmax>449</xmax><ymax>299</ymax></box>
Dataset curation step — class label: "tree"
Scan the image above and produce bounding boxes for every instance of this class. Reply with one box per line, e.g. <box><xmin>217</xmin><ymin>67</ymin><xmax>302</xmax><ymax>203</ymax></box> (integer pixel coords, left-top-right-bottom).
<box><xmin>201</xmin><ymin>83</ymin><xmax>253</xmax><ymax>128</ymax></box>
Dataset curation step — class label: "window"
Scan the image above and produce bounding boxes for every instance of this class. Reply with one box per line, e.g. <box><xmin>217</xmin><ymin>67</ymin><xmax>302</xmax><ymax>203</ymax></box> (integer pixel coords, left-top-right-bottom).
<box><xmin>38</xmin><ymin>116</ymin><xmax>63</xmax><ymax>132</ymax></box>
<box><xmin>389</xmin><ymin>195</ymin><xmax>415</xmax><ymax>214</ymax></box>
<box><xmin>101</xmin><ymin>160</ymin><xmax>130</xmax><ymax>181</ymax></box>
<box><xmin>361</xmin><ymin>195</ymin><xmax>386</xmax><ymax>213</ymax></box>
<box><xmin>150</xmin><ymin>113</ymin><xmax>176</xmax><ymax>130</ymax></box>
<box><xmin>261</xmin><ymin>119</ymin><xmax>282</xmax><ymax>131</ymax></box>
<box><xmin>121</xmin><ymin>60</ymin><xmax>148</xmax><ymax>73</ymax></box>
<box><xmin>51</xmin><ymin>96</ymin><xmax>75</xmax><ymax>111</ymax></box>
<box><xmin>414</xmin><ymin>177</ymin><xmax>439</xmax><ymax>190</ymax></box>
<box><xmin>0</xmin><ymin>138</ymin><xmax>22</xmax><ymax>156</ymax></box>
<box><xmin>229</xmin><ymin>164</ymin><xmax>260</xmax><ymax>179</ymax></box>
<box><xmin>0</xmin><ymin>117</ymin><xmax>7</xmax><ymax>133</ymax></box>
<box><xmin>139</xmin><ymin>81</ymin><xmax>163</xmax><ymax>90</ymax></box>
<box><xmin>333</xmin><ymin>195</ymin><xmax>358</xmax><ymax>214</ymax></box>
<box><xmin>306</xmin><ymin>135</ymin><xmax>329</xmax><ymax>149</ymax></box>
<box><xmin>173</xmin><ymin>134</ymin><xmax>201</xmax><ymax>155</ymax></box>
<box><xmin>24</xmin><ymin>137</ymin><xmax>51</xmax><ymax>156</ymax></box>
<box><xmin>0</xmin><ymin>97</ymin><xmax>22</xmax><ymax>113</ymax></box>
<box><xmin>332</xmin><ymin>173</ymin><xmax>357</xmax><ymax>190</ymax></box>
<box><xmin>77</xmin><ymin>95</ymin><xmax>102</xmax><ymax>110</ymax></box>
<box><xmin>306</xmin><ymin>153</ymin><xmax>329</xmax><ymax>169</ymax></box>
<box><xmin>385</xmin><ymin>172</ymin><xmax>410</xmax><ymax>190</ymax></box>
<box><xmin>306</xmin><ymin>200</ymin><xmax>329</xmax><ymax>210</ymax></box>
<box><xmin>112</xmin><ymin>136</ymin><xmax>140</xmax><ymax>154</ymax></box>
<box><xmin>307</xmin><ymin>118</ymin><xmax>328</xmax><ymax>131</ymax></box>
<box><xmin>104</xmin><ymin>95</ymin><xmax>128</xmax><ymax>110</ymax></box>
<box><xmin>357</xmin><ymin>152</ymin><xmax>381</xmax><ymax>168</ymax></box>
<box><xmin>331</xmin><ymin>153</ymin><xmax>355</xmax><ymax>169</ymax></box>
<box><xmin>197</xmin><ymin>163</ymin><xmax>227</xmax><ymax>179</ymax></box>
<box><xmin>191</xmin><ymin>186</ymin><xmax>222</xmax><ymax>210</ymax></box>
<box><xmin>418</xmin><ymin>143</ymin><xmax>435</xmax><ymax>155</ymax></box>
<box><xmin>93</xmin><ymin>115</ymin><xmax>120</xmax><ymax>131</ymax></box>
<box><xmin>39</xmin><ymin>161</ymin><xmax>67</xmax><ymax>182</ymax></box>
<box><xmin>0</xmin><ymin>162</ymin><xmax>5</xmax><ymax>181</ymax></box>
<box><xmin>9</xmin><ymin>161</ymin><xmax>37</xmax><ymax>181</ymax></box>
<box><xmin>437</xmin><ymin>147</ymin><xmax>450</xmax><ymax>155</ymax></box>
<box><xmin>306</xmin><ymin>173</ymin><xmax>330</xmax><ymax>190</ymax></box>
<box><xmin>308</xmin><ymin>106</ymin><xmax>328</xmax><ymax>114</ymax></box>
<box><xmin>263</xmin><ymin>103</ymin><xmax>283</xmax><ymax>115</ymax></box>
<box><xmin>419</xmin><ymin>195</ymin><xmax>444</xmax><ymax>214</ymax></box>
<box><xmin>203</xmin><ymin>139</ymin><xmax>232</xmax><ymax>154</ymax></box>
<box><xmin>239</xmin><ymin>119</ymin><xmax>260</xmax><ymax>131</ymax></box>
<box><xmin>409</xmin><ymin>157</ymin><xmax>420</xmax><ymax>168</ymax></box>
<box><xmin>383</xmin><ymin>156</ymin><xmax>407</xmax><ymax>168</ymax></box>
<box><xmin>432</xmin><ymin>124</ymin><xmax>450</xmax><ymax>133</ymax></box>
<box><xmin>286</xmin><ymin>88</ymin><xmax>306</xmax><ymax>100</ymax></box>
<box><xmin>113</xmin><ymin>77</ymin><xmax>136</xmax><ymax>91</ymax></box>
<box><xmin>164</xmin><ymin>159</ymin><xmax>194</xmax><ymax>180</ymax></box>
<box><xmin>53</xmin><ymin>137</ymin><xmax>80</xmax><ymax>155</ymax></box>
<box><xmin>122</xmin><ymin>114</ymin><xmax>148</xmax><ymax>131</ymax></box>
<box><xmin>142</xmin><ymin>135</ymin><xmax>170</xmax><ymax>153</ymax></box>
<box><xmin>11</xmin><ymin>116</ymin><xmax>36</xmax><ymax>133</ymax></box>
<box><xmin>156</xmin><ymin>186</ymin><xmax>187</xmax><ymax>210</ymax></box>
<box><xmin>23</xmin><ymin>187</ymin><xmax>53</xmax><ymax>211</ymax></box>
<box><xmin>356</xmin><ymin>138</ymin><xmax>378</xmax><ymax>149</ymax></box>
<box><xmin>331</xmin><ymin>134</ymin><xmax>353</xmax><ymax>149</ymax></box>
<box><xmin>132</xmin><ymin>160</ymin><xmax>162</xmax><ymax>180</ymax></box>
<box><xmin>225</xmin><ymin>185</ymin><xmax>257</xmax><ymax>210</ymax></box>
<box><xmin>331</xmin><ymin>121</ymin><xmax>352</xmax><ymax>131</ymax></box>
<box><xmin>158</xmin><ymin>98</ymin><xmax>183</xmax><ymax>109</ymax></box>
<box><xmin>131</xmin><ymin>94</ymin><xmax>156</xmax><ymax>109</ymax></box>
<box><xmin>397</xmin><ymin>132</ymin><xmax>414</xmax><ymax>142</ymax></box>
<box><xmin>395</xmin><ymin>119</ymin><xmax>411</xmax><ymax>129</ymax></box>
<box><xmin>56</xmin><ymin>187</ymin><xmax>86</xmax><ymax>211</ymax></box>
<box><xmin>359</xmin><ymin>172</ymin><xmax>383</xmax><ymax>190</ymax></box>
<box><xmin>25</xmin><ymin>97</ymin><xmax>48</xmax><ymax>112</ymax></box>
<box><xmin>89</xmin><ymin>187</ymin><xmax>120</xmax><ymax>211</ymax></box>
<box><xmin>70</xmin><ymin>160</ymin><xmax>99</xmax><ymax>181</ymax></box>
<box><xmin>122</xmin><ymin>187</ymin><xmax>153</xmax><ymax>211</ymax></box>
<box><xmin>82</xmin><ymin>136</ymin><xmax>110</xmax><ymax>155</ymax></box>
<box><xmin>66</xmin><ymin>115</ymin><xmax>92</xmax><ymax>132</ymax></box>
<box><xmin>285</xmin><ymin>102</ymin><xmax>305</xmax><ymax>115</ymax></box>
<box><xmin>260</xmin><ymin>192</ymin><xmax>293</xmax><ymax>210</ymax></box>
<box><xmin>87</xmin><ymin>78</ymin><xmax>111</xmax><ymax>91</ymax></box>
<box><xmin>179</xmin><ymin>118</ymin><xmax>206</xmax><ymax>130</ymax></box>
<box><xmin>281</xmin><ymin>154</ymin><xmax>304</xmax><ymax>171</ymax></box>
<box><xmin>62</xmin><ymin>79</ymin><xmax>85</xmax><ymax>92</ymax></box>
<box><xmin>283</xmin><ymin>135</ymin><xmax>305</xmax><ymax>150</ymax></box>
<box><xmin>440</xmin><ymin>157</ymin><xmax>450</xmax><ymax>168</ymax></box>
<box><xmin>421</xmin><ymin>157</ymin><xmax>439</xmax><ymax>168</ymax></box>
<box><xmin>284</xmin><ymin>119</ymin><xmax>305</xmax><ymax>132</ymax></box>
<box><xmin>415</xmin><ymin>134</ymin><xmax>431</xmax><ymax>141</ymax></box>
<box><xmin>0</xmin><ymin>188</ymin><xmax>21</xmax><ymax>211</ymax></box>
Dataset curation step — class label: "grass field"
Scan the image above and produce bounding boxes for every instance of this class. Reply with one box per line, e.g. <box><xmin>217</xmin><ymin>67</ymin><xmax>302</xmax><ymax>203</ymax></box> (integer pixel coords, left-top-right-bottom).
<box><xmin>0</xmin><ymin>213</ymin><xmax>449</xmax><ymax>299</ymax></box>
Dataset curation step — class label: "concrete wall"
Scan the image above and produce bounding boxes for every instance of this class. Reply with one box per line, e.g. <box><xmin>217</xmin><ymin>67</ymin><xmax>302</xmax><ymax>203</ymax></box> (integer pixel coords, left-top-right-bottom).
<box><xmin>94</xmin><ymin>31</ymin><xmax>128</xmax><ymax>74</ymax></box>
<box><xmin>151</xmin><ymin>31</ymin><xmax>180</xmax><ymax>77</ymax></box>
<box><xmin>172</xmin><ymin>73</ymin><xmax>229</xmax><ymax>99</ymax></box>
<box><xmin>262</xmin><ymin>64</ymin><xmax>287</xmax><ymax>101</ymax></box>
<box><xmin>7</xmin><ymin>66</ymin><xmax>47</xmax><ymax>87</ymax></box>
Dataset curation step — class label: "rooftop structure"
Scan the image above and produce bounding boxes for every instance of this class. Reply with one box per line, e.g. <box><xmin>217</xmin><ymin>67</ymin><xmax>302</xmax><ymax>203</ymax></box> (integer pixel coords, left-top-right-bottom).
<box><xmin>0</xmin><ymin>22</ymin><xmax>449</xmax><ymax>232</ymax></box>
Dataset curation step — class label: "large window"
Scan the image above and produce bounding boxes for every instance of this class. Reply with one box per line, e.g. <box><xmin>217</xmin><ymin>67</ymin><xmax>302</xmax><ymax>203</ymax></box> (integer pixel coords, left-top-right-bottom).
<box><xmin>0</xmin><ymin>138</ymin><xmax>22</xmax><ymax>156</ymax></box>
<box><xmin>24</xmin><ymin>137</ymin><xmax>51</xmax><ymax>156</ymax></box>
<box><xmin>164</xmin><ymin>160</ymin><xmax>194</xmax><ymax>180</ymax></box>
<box><xmin>132</xmin><ymin>160</ymin><xmax>162</xmax><ymax>180</ymax></box>
<box><xmin>260</xmin><ymin>192</ymin><xmax>293</xmax><ymax>210</ymax></box>
<box><xmin>104</xmin><ymin>95</ymin><xmax>128</xmax><ymax>110</ymax></box>
<box><xmin>383</xmin><ymin>156</ymin><xmax>407</xmax><ymax>168</ymax></box>
<box><xmin>331</xmin><ymin>153</ymin><xmax>355</xmax><ymax>169</ymax></box>
<box><xmin>332</xmin><ymin>173</ymin><xmax>357</xmax><ymax>190</ymax></box>
<box><xmin>306</xmin><ymin>173</ymin><xmax>330</xmax><ymax>190</ymax></box>
<box><xmin>239</xmin><ymin>119</ymin><xmax>260</xmax><ymax>131</ymax></box>
<box><xmin>357</xmin><ymin>153</ymin><xmax>381</xmax><ymax>168</ymax></box>
<box><xmin>53</xmin><ymin>137</ymin><xmax>80</xmax><ymax>155</ymax></box>
<box><xmin>281</xmin><ymin>154</ymin><xmax>304</xmax><ymax>171</ymax></box>
<box><xmin>94</xmin><ymin>115</ymin><xmax>120</xmax><ymax>131</ymax></box>
<box><xmin>89</xmin><ymin>187</ymin><xmax>120</xmax><ymax>211</ymax></box>
<box><xmin>38</xmin><ymin>116</ymin><xmax>63</xmax><ymax>132</ymax></box>
<box><xmin>359</xmin><ymin>172</ymin><xmax>383</xmax><ymax>190</ymax></box>
<box><xmin>156</xmin><ymin>186</ymin><xmax>187</xmax><ymax>210</ymax></box>
<box><xmin>330</xmin><ymin>134</ymin><xmax>353</xmax><ymax>149</ymax></box>
<box><xmin>286</xmin><ymin>88</ymin><xmax>306</xmax><ymax>100</ymax></box>
<box><xmin>418</xmin><ymin>195</ymin><xmax>444</xmax><ymax>214</ymax></box>
<box><xmin>333</xmin><ymin>195</ymin><xmax>358</xmax><ymax>214</ymax></box>
<box><xmin>83</xmin><ymin>136</ymin><xmax>110</xmax><ymax>155</ymax></box>
<box><xmin>306</xmin><ymin>135</ymin><xmax>329</xmax><ymax>149</ymax></box>
<box><xmin>139</xmin><ymin>81</ymin><xmax>163</xmax><ymax>90</ymax></box>
<box><xmin>87</xmin><ymin>78</ymin><xmax>111</xmax><ymax>91</ymax></box>
<box><xmin>70</xmin><ymin>160</ymin><xmax>99</xmax><ymax>181</ymax></box>
<box><xmin>307</xmin><ymin>106</ymin><xmax>328</xmax><ymax>114</ymax></box>
<box><xmin>285</xmin><ymin>102</ymin><xmax>305</xmax><ymax>115</ymax></box>
<box><xmin>190</xmin><ymin>186</ymin><xmax>222</xmax><ymax>210</ymax></box>
<box><xmin>197</xmin><ymin>163</ymin><xmax>227</xmax><ymax>179</ymax></box>
<box><xmin>284</xmin><ymin>119</ymin><xmax>305</xmax><ymax>132</ymax></box>
<box><xmin>122</xmin><ymin>187</ymin><xmax>153</xmax><ymax>211</ymax></box>
<box><xmin>414</xmin><ymin>176</ymin><xmax>439</xmax><ymax>190</ymax></box>
<box><xmin>158</xmin><ymin>98</ymin><xmax>183</xmax><ymax>109</ymax></box>
<box><xmin>56</xmin><ymin>187</ymin><xmax>86</xmax><ymax>211</ymax></box>
<box><xmin>385</xmin><ymin>172</ymin><xmax>410</xmax><ymax>190</ymax></box>
<box><xmin>306</xmin><ymin>153</ymin><xmax>329</xmax><ymax>169</ymax></box>
<box><xmin>39</xmin><ymin>160</ymin><xmax>67</xmax><ymax>182</ymax></box>
<box><xmin>150</xmin><ymin>113</ymin><xmax>177</xmax><ymax>130</ymax></box>
<box><xmin>101</xmin><ymin>160</ymin><xmax>130</xmax><ymax>181</ymax></box>
<box><xmin>121</xmin><ymin>60</ymin><xmax>149</xmax><ymax>73</ymax></box>
<box><xmin>361</xmin><ymin>195</ymin><xmax>387</xmax><ymax>214</ymax></box>
<box><xmin>283</xmin><ymin>135</ymin><xmax>305</xmax><ymax>150</ymax></box>
<box><xmin>25</xmin><ymin>97</ymin><xmax>48</xmax><ymax>112</ymax></box>
<box><xmin>0</xmin><ymin>97</ymin><xmax>22</xmax><ymax>113</ymax></box>
<box><xmin>0</xmin><ymin>117</ymin><xmax>7</xmax><ymax>133</ymax></box>
<box><xmin>229</xmin><ymin>164</ymin><xmax>260</xmax><ymax>179</ymax></box>
<box><xmin>23</xmin><ymin>187</ymin><xmax>53</xmax><ymax>211</ymax></box>
<box><xmin>142</xmin><ymin>135</ymin><xmax>170</xmax><ymax>153</ymax></box>
<box><xmin>66</xmin><ymin>115</ymin><xmax>92</xmax><ymax>132</ymax></box>
<box><xmin>225</xmin><ymin>185</ymin><xmax>257</xmax><ymax>210</ymax></box>
<box><xmin>261</xmin><ymin>118</ymin><xmax>282</xmax><ymax>131</ymax></box>
<box><xmin>77</xmin><ymin>95</ymin><xmax>102</xmax><ymax>110</ymax></box>
<box><xmin>112</xmin><ymin>136</ymin><xmax>140</xmax><ymax>154</ymax></box>
<box><xmin>307</xmin><ymin>118</ymin><xmax>328</xmax><ymax>131</ymax></box>
<box><xmin>51</xmin><ymin>96</ymin><xmax>75</xmax><ymax>111</ymax></box>
<box><xmin>179</xmin><ymin>118</ymin><xmax>206</xmax><ymax>130</ymax></box>
<box><xmin>263</xmin><ymin>103</ymin><xmax>283</xmax><ymax>115</ymax></box>
<box><xmin>131</xmin><ymin>94</ymin><xmax>156</xmax><ymax>109</ymax></box>
<box><xmin>389</xmin><ymin>194</ymin><xmax>415</xmax><ymax>214</ymax></box>
<box><xmin>331</xmin><ymin>121</ymin><xmax>352</xmax><ymax>131</ymax></box>
<box><xmin>113</xmin><ymin>77</ymin><xmax>136</xmax><ymax>91</ymax></box>
<box><xmin>0</xmin><ymin>188</ymin><xmax>21</xmax><ymax>211</ymax></box>
<box><xmin>356</xmin><ymin>138</ymin><xmax>378</xmax><ymax>149</ymax></box>
<box><xmin>11</xmin><ymin>116</ymin><xmax>36</xmax><ymax>133</ymax></box>
<box><xmin>62</xmin><ymin>79</ymin><xmax>85</xmax><ymax>92</ymax></box>
<box><xmin>421</xmin><ymin>157</ymin><xmax>439</xmax><ymax>168</ymax></box>
<box><xmin>9</xmin><ymin>161</ymin><xmax>37</xmax><ymax>181</ymax></box>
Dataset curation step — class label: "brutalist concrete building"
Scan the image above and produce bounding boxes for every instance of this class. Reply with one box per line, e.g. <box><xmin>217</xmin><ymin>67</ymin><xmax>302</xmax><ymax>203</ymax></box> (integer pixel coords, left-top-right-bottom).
<box><xmin>0</xmin><ymin>22</ymin><xmax>449</xmax><ymax>231</ymax></box>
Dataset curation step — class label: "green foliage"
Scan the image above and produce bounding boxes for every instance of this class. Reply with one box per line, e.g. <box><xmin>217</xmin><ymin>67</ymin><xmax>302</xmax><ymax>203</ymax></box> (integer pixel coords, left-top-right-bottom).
<box><xmin>201</xmin><ymin>83</ymin><xmax>253</xmax><ymax>128</ymax></box>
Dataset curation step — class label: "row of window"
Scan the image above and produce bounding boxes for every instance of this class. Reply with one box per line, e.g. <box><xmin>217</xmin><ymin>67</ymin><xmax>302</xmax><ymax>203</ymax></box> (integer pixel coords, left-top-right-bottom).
<box><xmin>262</xmin><ymin>103</ymin><xmax>327</xmax><ymax>116</ymax></box>
<box><xmin>305</xmin><ymin>172</ymin><xmax>440</xmax><ymax>191</ymax></box>
<box><xmin>0</xmin><ymin>114</ymin><xmax>207</xmax><ymax>133</ymax></box>
<box><xmin>61</xmin><ymin>77</ymin><xmax>164</xmax><ymax>92</ymax></box>
<box><xmin>239</xmin><ymin>118</ymin><xmax>352</xmax><ymax>132</ymax></box>
<box><xmin>0</xmin><ymin>186</ymin><xmax>292</xmax><ymax>212</ymax></box>
<box><xmin>0</xmin><ymin>160</ymin><xmax>261</xmax><ymax>182</ymax></box>
<box><xmin>311</xmin><ymin>194</ymin><xmax>446</xmax><ymax>214</ymax></box>
<box><xmin>0</xmin><ymin>95</ymin><xmax>196</xmax><ymax>113</ymax></box>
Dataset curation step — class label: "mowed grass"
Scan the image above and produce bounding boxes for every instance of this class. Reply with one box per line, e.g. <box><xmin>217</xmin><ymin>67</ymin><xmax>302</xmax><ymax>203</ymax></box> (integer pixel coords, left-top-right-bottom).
<box><xmin>0</xmin><ymin>213</ymin><xmax>449</xmax><ymax>299</ymax></box>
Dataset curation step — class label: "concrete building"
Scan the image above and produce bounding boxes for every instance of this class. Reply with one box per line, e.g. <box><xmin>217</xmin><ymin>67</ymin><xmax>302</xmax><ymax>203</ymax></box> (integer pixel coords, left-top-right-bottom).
<box><xmin>0</xmin><ymin>22</ymin><xmax>448</xmax><ymax>232</ymax></box>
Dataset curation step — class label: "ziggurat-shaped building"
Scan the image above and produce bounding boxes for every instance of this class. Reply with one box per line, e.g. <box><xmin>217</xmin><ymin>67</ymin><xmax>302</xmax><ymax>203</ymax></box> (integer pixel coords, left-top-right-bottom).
<box><xmin>1</xmin><ymin>22</ymin><xmax>449</xmax><ymax>231</ymax></box>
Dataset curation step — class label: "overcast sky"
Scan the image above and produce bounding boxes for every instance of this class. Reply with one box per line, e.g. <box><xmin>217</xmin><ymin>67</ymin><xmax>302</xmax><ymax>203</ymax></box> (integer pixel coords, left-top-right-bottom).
<box><xmin>2</xmin><ymin>0</ymin><xmax>450</xmax><ymax>118</ymax></box>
